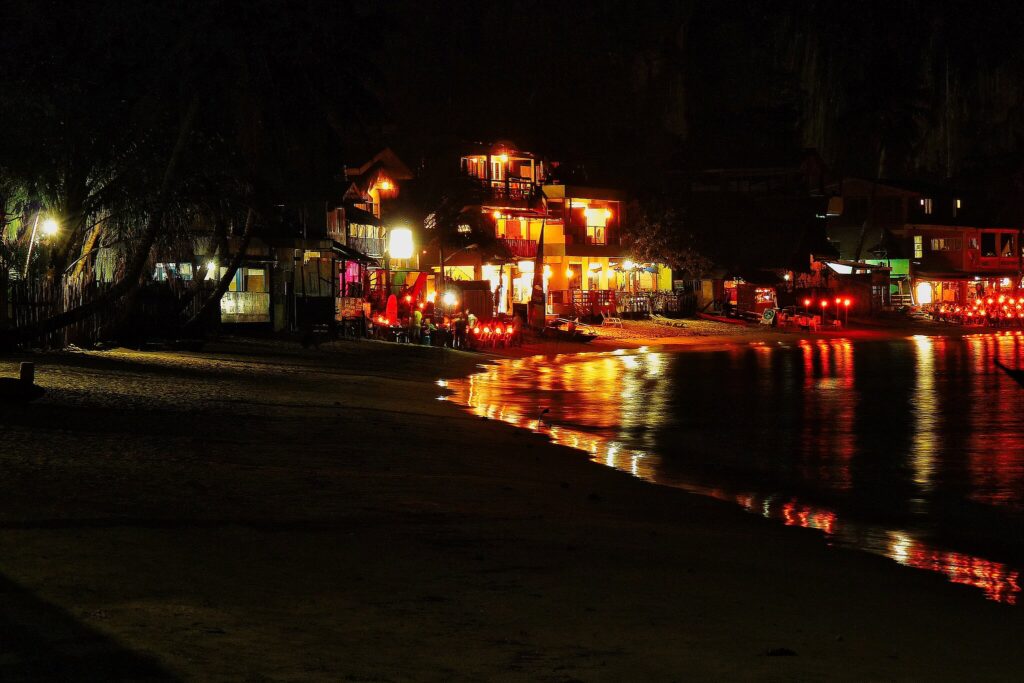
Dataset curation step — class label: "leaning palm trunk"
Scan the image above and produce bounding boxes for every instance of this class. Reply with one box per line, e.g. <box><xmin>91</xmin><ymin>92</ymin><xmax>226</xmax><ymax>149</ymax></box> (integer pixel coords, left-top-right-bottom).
<box><xmin>853</xmin><ymin>145</ymin><xmax>885</xmax><ymax>263</ymax></box>
<box><xmin>3</xmin><ymin>96</ymin><xmax>199</xmax><ymax>345</ymax></box>
<box><xmin>181</xmin><ymin>206</ymin><xmax>256</xmax><ymax>335</ymax></box>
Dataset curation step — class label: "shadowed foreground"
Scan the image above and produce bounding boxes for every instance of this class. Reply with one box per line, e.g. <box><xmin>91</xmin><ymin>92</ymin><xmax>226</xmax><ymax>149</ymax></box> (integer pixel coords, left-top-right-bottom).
<box><xmin>1</xmin><ymin>338</ymin><xmax>1024</xmax><ymax>680</ymax></box>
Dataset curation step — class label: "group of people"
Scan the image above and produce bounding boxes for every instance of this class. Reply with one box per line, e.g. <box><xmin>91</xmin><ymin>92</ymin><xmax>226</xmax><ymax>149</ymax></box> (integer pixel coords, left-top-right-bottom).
<box><xmin>373</xmin><ymin>308</ymin><xmax>524</xmax><ymax>349</ymax></box>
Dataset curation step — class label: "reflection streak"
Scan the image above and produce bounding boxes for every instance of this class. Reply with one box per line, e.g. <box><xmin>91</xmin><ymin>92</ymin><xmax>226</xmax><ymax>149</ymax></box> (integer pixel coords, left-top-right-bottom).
<box><xmin>443</xmin><ymin>341</ymin><xmax>1023</xmax><ymax>605</ymax></box>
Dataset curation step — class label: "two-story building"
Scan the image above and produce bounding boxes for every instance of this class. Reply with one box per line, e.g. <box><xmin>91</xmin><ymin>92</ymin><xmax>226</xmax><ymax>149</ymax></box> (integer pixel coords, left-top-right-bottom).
<box><xmin>432</xmin><ymin>141</ymin><xmax>669</xmax><ymax>318</ymax></box>
<box><xmin>326</xmin><ymin>147</ymin><xmax>418</xmax><ymax>312</ymax></box>
<box><xmin>827</xmin><ymin>178</ymin><xmax>1019</xmax><ymax>307</ymax></box>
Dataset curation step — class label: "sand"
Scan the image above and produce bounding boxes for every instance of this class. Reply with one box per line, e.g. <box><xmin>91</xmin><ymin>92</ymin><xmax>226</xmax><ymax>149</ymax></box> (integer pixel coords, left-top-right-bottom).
<box><xmin>0</xmin><ymin>331</ymin><xmax>1023</xmax><ymax>681</ymax></box>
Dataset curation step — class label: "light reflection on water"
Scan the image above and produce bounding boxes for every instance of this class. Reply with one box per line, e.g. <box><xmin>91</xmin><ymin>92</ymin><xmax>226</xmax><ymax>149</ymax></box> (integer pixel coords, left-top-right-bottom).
<box><xmin>443</xmin><ymin>336</ymin><xmax>1024</xmax><ymax>605</ymax></box>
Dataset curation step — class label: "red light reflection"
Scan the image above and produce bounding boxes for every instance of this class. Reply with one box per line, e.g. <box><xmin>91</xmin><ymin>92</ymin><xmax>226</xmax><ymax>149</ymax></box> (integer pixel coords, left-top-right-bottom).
<box><xmin>442</xmin><ymin>344</ymin><xmax>1023</xmax><ymax>605</ymax></box>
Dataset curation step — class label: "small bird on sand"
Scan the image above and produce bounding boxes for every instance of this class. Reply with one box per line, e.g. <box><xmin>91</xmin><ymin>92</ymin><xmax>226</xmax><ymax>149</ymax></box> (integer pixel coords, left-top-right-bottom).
<box><xmin>0</xmin><ymin>362</ymin><xmax>45</xmax><ymax>404</ymax></box>
<box><xmin>538</xmin><ymin>407</ymin><xmax>551</xmax><ymax>427</ymax></box>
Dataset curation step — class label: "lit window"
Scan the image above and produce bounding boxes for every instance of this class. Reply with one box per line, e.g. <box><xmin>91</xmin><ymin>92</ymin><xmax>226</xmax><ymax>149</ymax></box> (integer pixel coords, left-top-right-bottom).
<box><xmin>583</xmin><ymin>206</ymin><xmax>611</xmax><ymax>245</ymax></box>
<box><xmin>929</xmin><ymin>238</ymin><xmax>962</xmax><ymax>251</ymax></box>
<box><xmin>921</xmin><ymin>198</ymin><xmax>933</xmax><ymax>215</ymax></box>
<box><xmin>914</xmin><ymin>235</ymin><xmax>923</xmax><ymax>258</ymax></box>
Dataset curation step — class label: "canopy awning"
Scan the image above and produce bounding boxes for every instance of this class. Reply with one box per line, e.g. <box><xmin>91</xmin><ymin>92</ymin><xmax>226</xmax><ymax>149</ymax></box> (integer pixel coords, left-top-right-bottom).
<box><xmin>332</xmin><ymin>241</ymin><xmax>378</xmax><ymax>266</ymax></box>
<box><xmin>344</xmin><ymin>204</ymin><xmax>381</xmax><ymax>226</ymax></box>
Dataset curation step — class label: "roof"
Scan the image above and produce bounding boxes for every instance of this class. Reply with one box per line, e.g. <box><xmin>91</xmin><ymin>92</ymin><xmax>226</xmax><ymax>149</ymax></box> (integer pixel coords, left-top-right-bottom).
<box><xmin>344</xmin><ymin>204</ymin><xmax>380</xmax><ymax>226</ymax></box>
<box><xmin>866</xmin><ymin>229</ymin><xmax>909</xmax><ymax>259</ymax></box>
<box><xmin>343</xmin><ymin>147</ymin><xmax>414</xmax><ymax>181</ymax></box>
<box><xmin>542</xmin><ymin>184</ymin><xmax>624</xmax><ymax>202</ymax></box>
<box><xmin>460</xmin><ymin>140</ymin><xmax>539</xmax><ymax>160</ymax></box>
<box><xmin>828</xmin><ymin>177</ymin><xmax>958</xmax><ymax>198</ymax></box>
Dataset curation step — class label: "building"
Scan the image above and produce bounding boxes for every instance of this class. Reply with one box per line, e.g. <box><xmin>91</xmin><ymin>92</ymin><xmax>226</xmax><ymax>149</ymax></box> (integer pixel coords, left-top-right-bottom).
<box><xmin>686</xmin><ymin>159</ymin><xmax>839</xmax><ymax>313</ymax></box>
<box><xmin>428</xmin><ymin>141</ymin><xmax>670</xmax><ymax>319</ymax></box>
<box><xmin>826</xmin><ymin>178</ymin><xmax>1019</xmax><ymax>307</ymax></box>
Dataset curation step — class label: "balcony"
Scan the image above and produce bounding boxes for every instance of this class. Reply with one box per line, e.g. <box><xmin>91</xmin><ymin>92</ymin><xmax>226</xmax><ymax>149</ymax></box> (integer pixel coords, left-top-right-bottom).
<box><xmin>470</xmin><ymin>177</ymin><xmax>541</xmax><ymax>204</ymax></box>
<box><xmin>347</xmin><ymin>236</ymin><xmax>386</xmax><ymax>259</ymax></box>
<box><xmin>499</xmin><ymin>238</ymin><xmax>537</xmax><ymax>258</ymax></box>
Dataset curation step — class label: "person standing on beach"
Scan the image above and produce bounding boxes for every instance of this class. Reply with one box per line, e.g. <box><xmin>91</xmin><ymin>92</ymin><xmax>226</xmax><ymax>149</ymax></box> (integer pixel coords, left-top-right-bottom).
<box><xmin>454</xmin><ymin>313</ymin><xmax>467</xmax><ymax>349</ymax></box>
<box><xmin>410</xmin><ymin>308</ymin><xmax>423</xmax><ymax>344</ymax></box>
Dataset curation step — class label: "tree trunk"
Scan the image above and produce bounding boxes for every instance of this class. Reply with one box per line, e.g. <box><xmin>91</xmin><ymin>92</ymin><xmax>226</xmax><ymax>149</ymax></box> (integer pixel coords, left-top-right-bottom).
<box><xmin>853</xmin><ymin>144</ymin><xmax>886</xmax><ymax>263</ymax></box>
<box><xmin>71</xmin><ymin>219</ymin><xmax>105</xmax><ymax>280</ymax></box>
<box><xmin>3</xmin><ymin>95</ymin><xmax>200</xmax><ymax>344</ymax></box>
<box><xmin>182</xmin><ymin>207</ymin><xmax>256</xmax><ymax>334</ymax></box>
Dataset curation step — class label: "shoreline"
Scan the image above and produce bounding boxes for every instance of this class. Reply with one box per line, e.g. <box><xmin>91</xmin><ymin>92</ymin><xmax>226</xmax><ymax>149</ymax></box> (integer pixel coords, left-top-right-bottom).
<box><xmin>2</xmin><ymin>335</ymin><xmax>1024</xmax><ymax>678</ymax></box>
<box><xmin>441</xmin><ymin>344</ymin><xmax>1024</xmax><ymax>606</ymax></box>
<box><xmin>476</xmin><ymin>316</ymin><xmax>995</xmax><ymax>359</ymax></box>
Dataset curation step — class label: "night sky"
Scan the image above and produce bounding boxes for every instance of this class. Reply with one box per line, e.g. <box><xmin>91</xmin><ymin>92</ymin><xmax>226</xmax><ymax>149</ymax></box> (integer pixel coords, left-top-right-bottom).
<box><xmin>5</xmin><ymin>1</ymin><xmax>1024</xmax><ymax>200</ymax></box>
<box><xmin>370</xmin><ymin>1</ymin><xmax>1024</xmax><ymax>187</ymax></box>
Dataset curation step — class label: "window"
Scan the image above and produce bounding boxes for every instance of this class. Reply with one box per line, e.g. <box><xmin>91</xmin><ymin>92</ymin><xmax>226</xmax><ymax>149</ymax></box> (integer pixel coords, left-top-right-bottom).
<box><xmin>929</xmin><ymin>238</ymin><xmax>962</xmax><ymax>251</ymax></box>
<box><xmin>913</xmin><ymin>235</ymin><xmax>923</xmax><ymax>258</ymax></box>
<box><xmin>153</xmin><ymin>262</ymin><xmax>193</xmax><ymax>281</ymax></box>
<box><xmin>921</xmin><ymin>198</ymin><xmax>933</xmax><ymax>215</ymax></box>
<box><xmin>1001</xmin><ymin>233</ymin><xmax>1015</xmax><ymax>257</ymax></box>
<box><xmin>462</xmin><ymin>157</ymin><xmax>486</xmax><ymax>180</ymax></box>
<box><xmin>228</xmin><ymin>267</ymin><xmax>268</xmax><ymax>293</ymax></box>
<box><xmin>583</xmin><ymin>205</ymin><xmax>611</xmax><ymax>245</ymax></box>
<box><xmin>981</xmin><ymin>233</ymin><xmax>997</xmax><ymax>257</ymax></box>
<box><xmin>495</xmin><ymin>219</ymin><xmax>523</xmax><ymax>240</ymax></box>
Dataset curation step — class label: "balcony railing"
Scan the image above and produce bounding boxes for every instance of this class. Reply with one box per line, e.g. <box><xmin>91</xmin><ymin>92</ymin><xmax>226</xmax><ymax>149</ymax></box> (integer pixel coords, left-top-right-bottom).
<box><xmin>347</xmin><ymin>236</ymin><xmax>386</xmax><ymax>259</ymax></box>
<box><xmin>471</xmin><ymin>177</ymin><xmax>539</xmax><ymax>201</ymax></box>
<box><xmin>499</xmin><ymin>238</ymin><xmax>537</xmax><ymax>258</ymax></box>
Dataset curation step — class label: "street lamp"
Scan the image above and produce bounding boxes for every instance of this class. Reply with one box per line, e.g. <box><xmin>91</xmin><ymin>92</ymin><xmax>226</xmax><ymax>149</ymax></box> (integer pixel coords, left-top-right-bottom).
<box><xmin>388</xmin><ymin>227</ymin><xmax>414</xmax><ymax>260</ymax></box>
<box><xmin>383</xmin><ymin>226</ymin><xmax>414</xmax><ymax>311</ymax></box>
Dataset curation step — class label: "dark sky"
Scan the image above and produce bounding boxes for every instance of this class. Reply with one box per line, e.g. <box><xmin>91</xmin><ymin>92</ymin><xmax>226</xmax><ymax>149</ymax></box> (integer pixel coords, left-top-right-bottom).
<box><xmin>367</xmin><ymin>1</ymin><xmax>1024</xmax><ymax>186</ymax></box>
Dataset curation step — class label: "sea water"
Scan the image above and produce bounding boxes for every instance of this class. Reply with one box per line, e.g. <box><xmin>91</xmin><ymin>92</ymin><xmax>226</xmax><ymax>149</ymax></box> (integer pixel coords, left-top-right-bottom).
<box><xmin>444</xmin><ymin>335</ymin><xmax>1024</xmax><ymax>604</ymax></box>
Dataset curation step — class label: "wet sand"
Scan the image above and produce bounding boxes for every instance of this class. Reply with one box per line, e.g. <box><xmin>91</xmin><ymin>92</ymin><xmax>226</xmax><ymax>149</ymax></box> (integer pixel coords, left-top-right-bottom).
<box><xmin>1</xmin><ymin>336</ymin><xmax>1023</xmax><ymax>680</ymax></box>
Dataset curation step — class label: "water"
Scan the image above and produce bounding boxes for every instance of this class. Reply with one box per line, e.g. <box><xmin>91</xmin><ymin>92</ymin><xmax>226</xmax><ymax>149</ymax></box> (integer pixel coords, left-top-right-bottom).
<box><xmin>443</xmin><ymin>334</ymin><xmax>1024</xmax><ymax>605</ymax></box>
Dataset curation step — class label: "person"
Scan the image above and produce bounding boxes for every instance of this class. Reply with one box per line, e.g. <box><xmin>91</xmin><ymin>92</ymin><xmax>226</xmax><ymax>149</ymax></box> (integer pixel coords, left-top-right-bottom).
<box><xmin>454</xmin><ymin>313</ymin><xmax>468</xmax><ymax>349</ymax></box>
<box><xmin>410</xmin><ymin>308</ymin><xmax>423</xmax><ymax>344</ymax></box>
<box><xmin>467</xmin><ymin>310</ymin><xmax>477</xmax><ymax>330</ymax></box>
<box><xmin>422</xmin><ymin>317</ymin><xmax>436</xmax><ymax>346</ymax></box>
<box><xmin>511</xmin><ymin>314</ymin><xmax>523</xmax><ymax>347</ymax></box>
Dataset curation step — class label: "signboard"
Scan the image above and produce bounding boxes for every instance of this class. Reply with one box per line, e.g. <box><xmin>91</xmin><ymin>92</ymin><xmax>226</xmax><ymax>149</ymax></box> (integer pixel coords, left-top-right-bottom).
<box><xmin>336</xmin><ymin>297</ymin><xmax>366</xmax><ymax>320</ymax></box>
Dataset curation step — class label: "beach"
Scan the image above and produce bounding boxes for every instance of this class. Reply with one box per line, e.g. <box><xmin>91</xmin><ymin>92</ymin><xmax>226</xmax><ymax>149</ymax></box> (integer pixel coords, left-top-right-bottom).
<box><xmin>1</xmin><ymin>327</ymin><xmax>1023</xmax><ymax>680</ymax></box>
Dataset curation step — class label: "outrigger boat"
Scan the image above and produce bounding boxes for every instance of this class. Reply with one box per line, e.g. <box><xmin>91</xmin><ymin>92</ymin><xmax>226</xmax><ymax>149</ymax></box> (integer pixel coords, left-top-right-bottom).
<box><xmin>540</xmin><ymin>317</ymin><xmax>598</xmax><ymax>343</ymax></box>
<box><xmin>994</xmin><ymin>359</ymin><xmax>1024</xmax><ymax>388</ymax></box>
